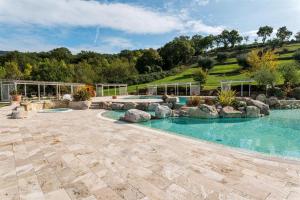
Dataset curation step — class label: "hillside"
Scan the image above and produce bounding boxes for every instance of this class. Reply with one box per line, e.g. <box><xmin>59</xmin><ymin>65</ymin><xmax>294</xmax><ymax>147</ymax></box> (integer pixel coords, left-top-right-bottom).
<box><xmin>128</xmin><ymin>43</ymin><xmax>300</xmax><ymax>93</ymax></box>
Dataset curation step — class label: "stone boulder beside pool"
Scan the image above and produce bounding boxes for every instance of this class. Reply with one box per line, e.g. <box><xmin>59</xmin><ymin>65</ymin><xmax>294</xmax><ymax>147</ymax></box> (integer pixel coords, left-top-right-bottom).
<box><xmin>247</xmin><ymin>99</ymin><xmax>270</xmax><ymax>115</ymax></box>
<box><xmin>220</xmin><ymin>106</ymin><xmax>242</xmax><ymax>118</ymax></box>
<box><xmin>155</xmin><ymin>105</ymin><xmax>172</xmax><ymax>119</ymax></box>
<box><xmin>246</xmin><ymin>106</ymin><xmax>260</xmax><ymax>118</ymax></box>
<box><xmin>188</xmin><ymin>104</ymin><xmax>219</xmax><ymax>119</ymax></box>
<box><xmin>121</xmin><ymin>109</ymin><xmax>151</xmax><ymax>123</ymax></box>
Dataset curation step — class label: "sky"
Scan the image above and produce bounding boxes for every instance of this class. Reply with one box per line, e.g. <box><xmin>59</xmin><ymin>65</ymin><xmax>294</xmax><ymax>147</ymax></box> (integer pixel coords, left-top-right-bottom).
<box><xmin>0</xmin><ymin>0</ymin><xmax>299</xmax><ymax>54</ymax></box>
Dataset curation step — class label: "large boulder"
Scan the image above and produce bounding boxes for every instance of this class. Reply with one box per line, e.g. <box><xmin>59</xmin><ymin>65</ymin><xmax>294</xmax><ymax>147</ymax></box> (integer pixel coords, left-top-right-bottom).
<box><xmin>122</xmin><ymin>109</ymin><xmax>151</xmax><ymax>123</ymax></box>
<box><xmin>188</xmin><ymin>104</ymin><xmax>219</xmax><ymax>119</ymax></box>
<box><xmin>155</xmin><ymin>105</ymin><xmax>172</xmax><ymax>119</ymax></box>
<box><xmin>266</xmin><ymin>97</ymin><xmax>280</xmax><ymax>108</ymax></box>
<box><xmin>111</xmin><ymin>103</ymin><xmax>124</xmax><ymax>110</ymax></box>
<box><xmin>256</xmin><ymin>94</ymin><xmax>267</xmax><ymax>103</ymax></box>
<box><xmin>220</xmin><ymin>106</ymin><xmax>242</xmax><ymax>118</ymax></box>
<box><xmin>69</xmin><ymin>101</ymin><xmax>91</xmax><ymax>110</ymax></box>
<box><xmin>11</xmin><ymin>106</ymin><xmax>28</xmax><ymax>119</ymax></box>
<box><xmin>148</xmin><ymin>103</ymin><xmax>160</xmax><ymax>111</ymax></box>
<box><xmin>292</xmin><ymin>87</ymin><xmax>300</xmax><ymax>100</ymax></box>
<box><xmin>123</xmin><ymin>102</ymin><xmax>137</xmax><ymax>110</ymax></box>
<box><xmin>247</xmin><ymin>99</ymin><xmax>270</xmax><ymax>115</ymax></box>
<box><xmin>246</xmin><ymin>106</ymin><xmax>260</xmax><ymax>118</ymax></box>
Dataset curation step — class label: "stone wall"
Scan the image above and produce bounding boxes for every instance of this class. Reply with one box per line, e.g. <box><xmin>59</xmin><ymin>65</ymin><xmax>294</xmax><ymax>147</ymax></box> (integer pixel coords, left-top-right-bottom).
<box><xmin>278</xmin><ymin>100</ymin><xmax>300</xmax><ymax>109</ymax></box>
<box><xmin>21</xmin><ymin>100</ymin><xmax>69</xmax><ymax>111</ymax></box>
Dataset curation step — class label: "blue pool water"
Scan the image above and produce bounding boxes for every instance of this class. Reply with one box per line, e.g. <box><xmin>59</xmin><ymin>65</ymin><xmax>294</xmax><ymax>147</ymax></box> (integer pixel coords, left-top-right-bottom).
<box><xmin>103</xmin><ymin>110</ymin><xmax>300</xmax><ymax>159</ymax></box>
<box><xmin>124</xmin><ymin>95</ymin><xmax>187</xmax><ymax>104</ymax></box>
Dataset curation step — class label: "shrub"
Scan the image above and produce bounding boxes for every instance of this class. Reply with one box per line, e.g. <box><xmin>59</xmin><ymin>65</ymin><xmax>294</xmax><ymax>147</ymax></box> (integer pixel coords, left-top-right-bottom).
<box><xmin>267</xmin><ymin>87</ymin><xmax>285</xmax><ymax>98</ymax></box>
<box><xmin>9</xmin><ymin>90</ymin><xmax>20</xmax><ymax>96</ymax></box>
<box><xmin>193</xmin><ymin>68</ymin><xmax>207</xmax><ymax>85</ymax></box>
<box><xmin>252</xmin><ymin>68</ymin><xmax>279</xmax><ymax>87</ymax></box>
<box><xmin>236</xmin><ymin>54</ymin><xmax>251</xmax><ymax>68</ymax></box>
<box><xmin>217</xmin><ymin>90</ymin><xmax>236</xmax><ymax>106</ymax></box>
<box><xmin>282</xmin><ymin>48</ymin><xmax>289</xmax><ymax>54</ymax></box>
<box><xmin>198</xmin><ymin>57</ymin><xmax>215</xmax><ymax>70</ymax></box>
<box><xmin>186</xmin><ymin>96</ymin><xmax>202</xmax><ymax>107</ymax></box>
<box><xmin>293</xmin><ymin>50</ymin><xmax>300</xmax><ymax>63</ymax></box>
<box><xmin>278</xmin><ymin>63</ymin><xmax>300</xmax><ymax>86</ymax></box>
<box><xmin>216</xmin><ymin>52</ymin><xmax>228</xmax><ymax>63</ymax></box>
<box><xmin>73</xmin><ymin>89</ymin><xmax>91</xmax><ymax>101</ymax></box>
<box><xmin>292</xmin><ymin>87</ymin><xmax>300</xmax><ymax>100</ymax></box>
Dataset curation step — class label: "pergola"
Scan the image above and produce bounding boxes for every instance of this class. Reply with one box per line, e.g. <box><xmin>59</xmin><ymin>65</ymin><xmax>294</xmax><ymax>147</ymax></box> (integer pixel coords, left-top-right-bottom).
<box><xmin>220</xmin><ymin>80</ymin><xmax>255</xmax><ymax>97</ymax></box>
<box><xmin>0</xmin><ymin>79</ymin><xmax>85</xmax><ymax>102</ymax></box>
<box><xmin>147</xmin><ymin>82</ymin><xmax>201</xmax><ymax>96</ymax></box>
<box><xmin>95</xmin><ymin>83</ymin><xmax>128</xmax><ymax>97</ymax></box>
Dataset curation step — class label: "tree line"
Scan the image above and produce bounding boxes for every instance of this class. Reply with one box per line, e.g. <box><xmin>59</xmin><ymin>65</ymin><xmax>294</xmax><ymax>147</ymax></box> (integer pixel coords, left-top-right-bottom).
<box><xmin>0</xmin><ymin>25</ymin><xmax>299</xmax><ymax>85</ymax></box>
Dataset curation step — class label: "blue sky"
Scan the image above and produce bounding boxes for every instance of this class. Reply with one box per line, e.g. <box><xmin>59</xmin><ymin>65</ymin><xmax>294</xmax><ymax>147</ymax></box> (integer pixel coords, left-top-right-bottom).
<box><xmin>0</xmin><ymin>0</ymin><xmax>299</xmax><ymax>53</ymax></box>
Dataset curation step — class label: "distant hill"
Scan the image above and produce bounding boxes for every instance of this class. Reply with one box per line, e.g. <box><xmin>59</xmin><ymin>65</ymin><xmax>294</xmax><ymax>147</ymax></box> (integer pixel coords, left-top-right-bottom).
<box><xmin>0</xmin><ymin>51</ymin><xmax>9</xmax><ymax>56</ymax></box>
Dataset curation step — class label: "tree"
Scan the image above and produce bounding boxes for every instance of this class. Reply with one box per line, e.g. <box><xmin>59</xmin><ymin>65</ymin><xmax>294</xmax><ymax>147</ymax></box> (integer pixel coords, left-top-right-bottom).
<box><xmin>193</xmin><ymin>68</ymin><xmax>207</xmax><ymax>85</ymax></box>
<box><xmin>243</xmin><ymin>36</ymin><xmax>249</xmax><ymax>44</ymax></box>
<box><xmin>191</xmin><ymin>35</ymin><xmax>214</xmax><ymax>55</ymax></box>
<box><xmin>0</xmin><ymin>67</ymin><xmax>6</xmax><ymax>79</ymax></box>
<box><xmin>49</xmin><ymin>47</ymin><xmax>72</xmax><ymax>62</ymax></box>
<box><xmin>219</xmin><ymin>30</ymin><xmax>231</xmax><ymax>48</ymax></box>
<box><xmin>294</xmin><ymin>50</ymin><xmax>300</xmax><ymax>63</ymax></box>
<box><xmin>159</xmin><ymin>36</ymin><xmax>195</xmax><ymax>70</ymax></box>
<box><xmin>216</xmin><ymin>52</ymin><xmax>228</xmax><ymax>64</ymax></box>
<box><xmin>4</xmin><ymin>62</ymin><xmax>23</xmax><ymax>79</ymax></box>
<box><xmin>276</xmin><ymin>26</ymin><xmax>293</xmax><ymax>43</ymax></box>
<box><xmin>257</xmin><ymin>26</ymin><xmax>273</xmax><ymax>44</ymax></box>
<box><xmin>247</xmin><ymin>50</ymin><xmax>278</xmax><ymax>72</ymax></box>
<box><xmin>295</xmin><ymin>32</ymin><xmax>300</xmax><ymax>41</ymax></box>
<box><xmin>198</xmin><ymin>57</ymin><xmax>215</xmax><ymax>70</ymax></box>
<box><xmin>228</xmin><ymin>30</ymin><xmax>243</xmax><ymax>48</ymax></box>
<box><xmin>236</xmin><ymin>54</ymin><xmax>251</xmax><ymax>68</ymax></box>
<box><xmin>253</xmin><ymin>68</ymin><xmax>279</xmax><ymax>88</ymax></box>
<box><xmin>135</xmin><ymin>49</ymin><xmax>162</xmax><ymax>73</ymax></box>
<box><xmin>279</xmin><ymin>63</ymin><xmax>300</xmax><ymax>86</ymax></box>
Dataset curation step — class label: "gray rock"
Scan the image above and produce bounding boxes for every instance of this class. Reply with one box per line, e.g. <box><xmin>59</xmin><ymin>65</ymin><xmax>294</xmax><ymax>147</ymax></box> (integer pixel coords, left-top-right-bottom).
<box><xmin>123</xmin><ymin>102</ymin><xmax>137</xmax><ymax>110</ymax></box>
<box><xmin>69</xmin><ymin>101</ymin><xmax>91</xmax><ymax>110</ymax></box>
<box><xmin>155</xmin><ymin>105</ymin><xmax>172</xmax><ymax>119</ymax></box>
<box><xmin>161</xmin><ymin>103</ymin><xmax>173</xmax><ymax>109</ymax></box>
<box><xmin>148</xmin><ymin>103</ymin><xmax>160</xmax><ymax>111</ymax></box>
<box><xmin>136</xmin><ymin>103</ymin><xmax>149</xmax><ymax>111</ymax></box>
<box><xmin>256</xmin><ymin>94</ymin><xmax>267</xmax><ymax>103</ymax></box>
<box><xmin>266</xmin><ymin>97</ymin><xmax>280</xmax><ymax>108</ymax></box>
<box><xmin>246</xmin><ymin>106</ymin><xmax>260</xmax><ymax>118</ymax></box>
<box><xmin>122</xmin><ymin>109</ymin><xmax>151</xmax><ymax>123</ymax></box>
<box><xmin>238</xmin><ymin>101</ymin><xmax>247</xmax><ymax>108</ymax></box>
<box><xmin>247</xmin><ymin>99</ymin><xmax>270</xmax><ymax>115</ymax></box>
<box><xmin>111</xmin><ymin>103</ymin><xmax>124</xmax><ymax>110</ymax></box>
<box><xmin>99</xmin><ymin>102</ymin><xmax>112</xmax><ymax>110</ymax></box>
<box><xmin>11</xmin><ymin>107</ymin><xmax>28</xmax><ymax>119</ymax></box>
<box><xmin>165</xmin><ymin>97</ymin><xmax>179</xmax><ymax>104</ymax></box>
<box><xmin>220</xmin><ymin>106</ymin><xmax>242</xmax><ymax>118</ymax></box>
<box><xmin>188</xmin><ymin>104</ymin><xmax>219</xmax><ymax>119</ymax></box>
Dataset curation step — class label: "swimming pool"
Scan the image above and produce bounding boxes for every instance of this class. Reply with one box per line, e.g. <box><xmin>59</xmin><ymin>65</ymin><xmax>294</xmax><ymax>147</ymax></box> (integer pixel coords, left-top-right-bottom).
<box><xmin>124</xmin><ymin>95</ymin><xmax>187</xmax><ymax>104</ymax></box>
<box><xmin>103</xmin><ymin>109</ymin><xmax>300</xmax><ymax>159</ymax></box>
<box><xmin>38</xmin><ymin>108</ymin><xmax>72</xmax><ymax>113</ymax></box>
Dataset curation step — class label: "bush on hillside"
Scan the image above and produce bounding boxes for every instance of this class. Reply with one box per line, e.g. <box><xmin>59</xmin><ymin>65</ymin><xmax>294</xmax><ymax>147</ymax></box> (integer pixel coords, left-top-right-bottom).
<box><xmin>294</xmin><ymin>50</ymin><xmax>300</xmax><ymax>63</ymax></box>
<box><xmin>252</xmin><ymin>68</ymin><xmax>279</xmax><ymax>88</ymax></box>
<box><xmin>236</xmin><ymin>54</ymin><xmax>251</xmax><ymax>68</ymax></box>
<box><xmin>216</xmin><ymin>52</ymin><xmax>228</xmax><ymax>63</ymax></box>
<box><xmin>278</xmin><ymin>63</ymin><xmax>300</xmax><ymax>86</ymax></box>
<box><xmin>267</xmin><ymin>87</ymin><xmax>285</xmax><ymax>98</ymax></box>
<box><xmin>193</xmin><ymin>68</ymin><xmax>207</xmax><ymax>85</ymax></box>
<box><xmin>198</xmin><ymin>57</ymin><xmax>215</xmax><ymax>70</ymax></box>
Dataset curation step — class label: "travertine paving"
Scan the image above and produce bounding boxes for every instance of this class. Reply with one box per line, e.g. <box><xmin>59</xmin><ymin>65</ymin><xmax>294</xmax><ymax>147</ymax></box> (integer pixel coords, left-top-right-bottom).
<box><xmin>0</xmin><ymin>108</ymin><xmax>300</xmax><ymax>200</ymax></box>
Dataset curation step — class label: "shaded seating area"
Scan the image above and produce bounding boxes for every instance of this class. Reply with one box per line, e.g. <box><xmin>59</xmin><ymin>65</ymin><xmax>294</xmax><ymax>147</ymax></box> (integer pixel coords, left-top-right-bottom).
<box><xmin>95</xmin><ymin>83</ymin><xmax>128</xmax><ymax>97</ymax></box>
<box><xmin>147</xmin><ymin>82</ymin><xmax>201</xmax><ymax>96</ymax></box>
<box><xmin>0</xmin><ymin>79</ymin><xmax>85</xmax><ymax>102</ymax></box>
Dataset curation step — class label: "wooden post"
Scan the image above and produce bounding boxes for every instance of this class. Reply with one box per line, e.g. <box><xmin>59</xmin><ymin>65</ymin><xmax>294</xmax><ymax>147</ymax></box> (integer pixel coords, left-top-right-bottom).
<box><xmin>38</xmin><ymin>84</ymin><xmax>41</xmax><ymax>101</ymax></box>
<box><xmin>241</xmin><ymin>83</ymin><xmax>244</xmax><ymax>97</ymax></box>
<box><xmin>24</xmin><ymin>84</ymin><xmax>27</xmax><ymax>97</ymax></box>
<box><xmin>43</xmin><ymin>84</ymin><xmax>46</xmax><ymax>97</ymax></box>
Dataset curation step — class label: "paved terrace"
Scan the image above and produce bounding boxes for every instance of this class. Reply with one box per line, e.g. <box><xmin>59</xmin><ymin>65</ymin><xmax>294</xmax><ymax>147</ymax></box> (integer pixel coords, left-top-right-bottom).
<box><xmin>0</xmin><ymin>108</ymin><xmax>300</xmax><ymax>200</ymax></box>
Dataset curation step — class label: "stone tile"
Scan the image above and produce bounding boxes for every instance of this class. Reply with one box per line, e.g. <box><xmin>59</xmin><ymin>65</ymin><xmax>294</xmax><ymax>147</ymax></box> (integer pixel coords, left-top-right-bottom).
<box><xmin>44</xmin><ymin>189</ymin><xmax>71</xmax><ymax>200</ymax></box>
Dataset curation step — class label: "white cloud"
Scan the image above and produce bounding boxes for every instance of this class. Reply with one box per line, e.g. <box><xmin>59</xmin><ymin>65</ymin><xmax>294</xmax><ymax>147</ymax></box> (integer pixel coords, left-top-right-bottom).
<box><xmin>183</xmin><ymin>20</ymin><xmax>224</xmax><ymax>35</ymax></box>
<box><xmin>0</xmin><ymin>0</ymin><xmax>223</xmax><ymax>35</ymax></box>
<box><xmin>193</xmin><ymin>0</ymin><xmax>210</xmax><ymax>6</ymax></box>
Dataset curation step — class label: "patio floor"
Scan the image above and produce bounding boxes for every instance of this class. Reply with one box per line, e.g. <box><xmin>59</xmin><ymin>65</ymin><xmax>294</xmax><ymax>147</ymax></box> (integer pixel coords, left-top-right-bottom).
<box><xmin>0</xmin><ymin>108</ymin><xmax>300</xmax><ymax>200</ymax></box>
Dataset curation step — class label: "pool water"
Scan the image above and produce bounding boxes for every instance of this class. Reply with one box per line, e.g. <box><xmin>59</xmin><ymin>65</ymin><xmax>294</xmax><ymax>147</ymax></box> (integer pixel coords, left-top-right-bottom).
<box><xmin>103</xmin><ymin>110</ymin><xmax>300</xmax><ymax>159</ymax></box>
<box><xmin>124</xmin><ymin>95</ymin><xmax>187</xmax><ymax>104</ymax></box>
<box><xmin>38</xmin><ymin>108</ymin><xmax>72</xmax><ymax>113</ymax></box>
